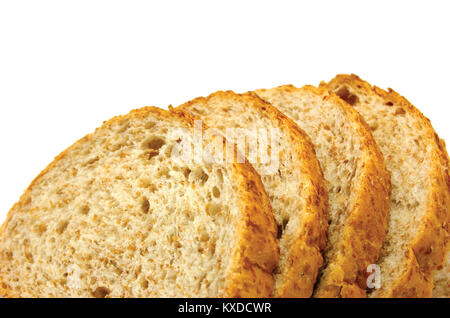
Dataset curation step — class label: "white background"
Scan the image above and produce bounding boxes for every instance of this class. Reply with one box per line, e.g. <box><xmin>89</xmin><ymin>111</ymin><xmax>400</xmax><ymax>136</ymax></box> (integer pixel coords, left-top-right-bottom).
<box><xmin>0</xmin><ymin>0</ymin><xmax>449</xmax><ymax>222</ymax></box>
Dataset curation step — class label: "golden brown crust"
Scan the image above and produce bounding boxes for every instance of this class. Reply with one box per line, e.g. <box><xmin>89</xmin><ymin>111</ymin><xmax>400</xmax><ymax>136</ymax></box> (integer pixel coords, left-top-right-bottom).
<box><xmin>224</xmin><ymin>161</ymin><xmax>279</xmax><ymax>297</ymax></box>
<box><xmin>322</xmin><ymin>74</ymin><xmax>450</xmax><ymax>298</ymax></box>
<box><xmin>432</xmin><ymin>138</ymin><xmax>450</xmax><ymax>297</ymax></box>
<box><xmin>0</xmin><ymin>106</ymin><xmax>279</xmax><ymax>298</ymax></box>
<box><xmin>256</xmin><ymin>85</ymin><xmax>391</xmax><ymax>298</ymax></box>
<box><xmin>178</xmin><ymin>91</ymin><xmax>329</xmax><ymax>297</ymax></box>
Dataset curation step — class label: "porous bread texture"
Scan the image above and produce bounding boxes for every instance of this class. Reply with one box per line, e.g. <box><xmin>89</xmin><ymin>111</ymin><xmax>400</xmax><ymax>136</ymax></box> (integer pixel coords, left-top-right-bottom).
<box><xmin>255</xmin><ymin>85</ymin><xmax>390</xmax><ymax>298</ymax></box>
<box><xmin>177</xmin><ymin>91</ymin><xmax>329</xmax><ymax>298</ymax></box>
<box><xmin>0</xmin><ymin>107</ymin><xmax>279</xmax><ymax>298</ymax></box>
<box><xmin>322</xmin><ymin>74</ymin><xmax>450</xmax><ymax>298</ymax></box>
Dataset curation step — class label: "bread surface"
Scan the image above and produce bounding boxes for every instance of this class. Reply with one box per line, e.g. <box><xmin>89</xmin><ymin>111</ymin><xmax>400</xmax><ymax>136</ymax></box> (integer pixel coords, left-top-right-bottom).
<box><xmin>0</xmin><ymin>107</ymin><xmax>279</xmax><ymax>298</ymax></box>
<box><xmin>322</xmin><ymin>74</ymin><xmax>450</xmax><ymax>297</ymax></box>
<box><xmin>177</xmin><ymin>91</ymin><xmax>328</xmax><ymax>297</ymax></box>
<box><xmin>255</xmin><ymin>85</ymin><xmax>391</xmax><ymax>298</ymax></box>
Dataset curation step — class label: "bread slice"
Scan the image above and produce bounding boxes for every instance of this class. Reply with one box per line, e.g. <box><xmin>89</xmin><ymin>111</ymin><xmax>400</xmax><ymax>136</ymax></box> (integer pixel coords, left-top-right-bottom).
<box><xmin>0</xmin><ymin>106</ymin><xmax>279</xmax><ymax>298</ymax></box>
<box><xmin>322</xmin><ymin>74</ymin><xmax>450</xmax><ymax>297</ymax></box>
<box><xmin>254</xmin><ymin>85</ymin><xmax>391</xmax><ymax>298</ymax></box>
<box><xmin>177</xmin><ymin>91</ymin><xmax>329</xmax><ymax>297</ymax></box>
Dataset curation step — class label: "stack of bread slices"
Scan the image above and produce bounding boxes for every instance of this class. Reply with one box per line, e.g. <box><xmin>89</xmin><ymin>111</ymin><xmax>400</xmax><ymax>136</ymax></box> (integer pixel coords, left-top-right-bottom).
<box><xmin>0</xmin><ymin>74</ymin><xmax>448</xmax><ymax>298</ymax></box>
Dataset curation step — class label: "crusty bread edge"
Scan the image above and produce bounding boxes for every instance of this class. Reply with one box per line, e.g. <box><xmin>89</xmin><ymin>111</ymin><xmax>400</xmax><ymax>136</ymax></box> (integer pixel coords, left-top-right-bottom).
<box><xmin>321</xmin><ymin>74</ymin><xmax>450</xmax><ymax>297</ymax></box>
<box><xmin>432</xmin><ymin>138</ymin><xmax>450</xmax><ymax>297</ymax></box>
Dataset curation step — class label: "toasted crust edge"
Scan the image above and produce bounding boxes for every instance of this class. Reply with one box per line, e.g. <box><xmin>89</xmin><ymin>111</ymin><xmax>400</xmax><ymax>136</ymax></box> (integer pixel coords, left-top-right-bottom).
<box><xmin>432</xmin><ymin>138</ymin><xmax>450</xmax><ymax>297</ymax></box>
<box><xmin>178</xmin><ymin>91</ymin><xmax>329</xmax><ymax>297</ymax></box>
<box><xmin>223</xmin><ymin>160</ymin><xmax>279</xmax><ymax>297</ymax></box>
<box><xmin>0</xmin><ymin>106</ymin><xmax>279</xmax><ymax>298</ymax></box>
<box><xmin>321</xmin><ymin>74</ymin><xmax>450</xmax><ymax>298</ymax></box>
<box><xmin>255</xmin><ymin>85</ymin><xmax>391</xmax><ymax>298</ymax></box>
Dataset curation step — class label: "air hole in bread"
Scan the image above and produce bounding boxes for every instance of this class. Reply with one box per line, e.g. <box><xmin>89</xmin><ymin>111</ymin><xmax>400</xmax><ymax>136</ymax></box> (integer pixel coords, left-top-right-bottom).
<box><xmin>141</xmin><ymin>198</ymin><xmax>150</xmax><ymax>214</ymax></box>
<box><xmin>138</xmin><ymin>178</ymin><xmax>154</xmax><ymax>190</ymax></box>
<box><xmin>140</xmin><ymin>278</ymin><xmax>149</xmax><ymax>289</ymax></box>
<box><xmin>346</xmin><ymin>94</ymin><xmax>359</xmax><ymax>106</ymax></box>
<box><xmin>144</xmin><ymin>136</ymin><xmax>165</xmax><ymax>151</ymax></box>
<box><xmin>184</xmin><ymin>210</ymin><xmax>194</xmax><ymax>222</ymax></box>
<box><xmin>25</xmin><ymin>252</ymin><xmax>33</xmax><ymax>269</ymax></box>
<box><xmin>36</xmin><ymin>223</ymin><xmax>47</xmax><ymax>235</ymax></box>
<box><xmin>192</xmin><ymin>168</ymin><xmax>209</xmax><ymax>184</ymax></box>
<box><xmin>394</xmin><ymin>107</ymin><xmax>406</xmax><ymax>115</ymax></box>
<box><xmin>200</xmin><ymin>231</ymin><xmax>210</xmax><ymax>242</ymax></box>
<box><xmin>277</xmin><ymin>218</ymin><xmax>289</xmax><ymax>239</ymax></box>
<box><xmin>79</xmin><ymin>205</ymin><xmax>90</xmax><ymax>215</ymax></box>
<box><xmin>182</xmin><ymin>167</ymin><xmax>191</xmax><ymax>179</ymax></box>
<box><xmin>56</xmin><ymin>220</ymin><xmax>69</xmax><ymax>234</ymax></box>
<box><xmin>336</xmin><ymin>86</ymin><xmax>359</xmax><ymax>106</ymax></box>
<box><xmin>134</xmin><ymin>265</ymin><xmax>142</xmax><ymax>277</ymax></box>
<box><xmin>407</xmin><ymin>201</ymin><xmax>420</xmax><ymax>209</ymax></box>
<box><xmin>282</xmin><ymin>218</ymin><xmax>289</xmax><ymax>230</ymax></box>
<box><xmin>148</xmin><ymin>150</ymin><xmax>159</xmax><ymax>160</ymax></box>
<box><xmin>85</xmin><ymin>157</ymin><xmax>99</xmax><ymax>166</ymax></box>
<box><xmin>92</xmin><ymin>286</ymin><xmax>110</xmax><ymax>298</ymax></box>
<box><xmin>385</xmin><ymin>101</ymin><xmax>394</xmax><ymax>106</ymax></box>
<box><xmin>24</xmin><ymin>246</ymin><xmax>33</xmax><ymax>262</ymax></box>
<box><xmin>143</xmin><ymin>136</ymin><xmax>165</xmax><ymax>161</ymax></box>
<box><xmin>276</xmin><ymin>224</ymin><xmax>283</xmax><ymax>239</ymax></box>
<box><xmin>414</xmin><ymin>139</ymin><xmax>421</xmax><ymax>147</ymax></box>
<box><xmin>216</xmin><ymin>169</ymin><xmax>224</xmax><ymax>184</ymax></box>
<box><xmin>212</xmin><ymin>186</ymin><xmax>221</xmax><ymax>198</ymax></box>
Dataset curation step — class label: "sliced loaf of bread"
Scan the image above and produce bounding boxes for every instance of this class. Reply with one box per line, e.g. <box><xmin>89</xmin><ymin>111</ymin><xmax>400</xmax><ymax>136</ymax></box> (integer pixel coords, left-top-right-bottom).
<box><xmin>177</xmin><ymin>91</ymin><xmax>329</xmax><ymax>297</ymax></box>
<box><xmin>0</xmin><ymin>107</ymin><xmax>279</xmax><ymax>298</ymax></box>
<box><xmin>322</xmin><ymin>74</ymin><xmax>450</xmax><ymax>297</ymax></box>
<box><xmin>255</xmin><ymin>85</ymin><xmax>391</xmax><ymax>298</ymax></box>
